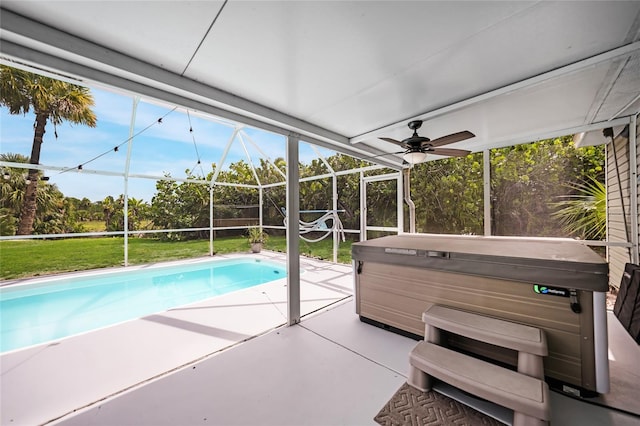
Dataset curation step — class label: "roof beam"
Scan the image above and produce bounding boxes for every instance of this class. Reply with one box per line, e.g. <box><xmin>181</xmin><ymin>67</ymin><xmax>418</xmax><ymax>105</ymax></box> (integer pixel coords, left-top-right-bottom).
<box><xmin>471</xmin><ymin>116</ymin><xmax>632</xmax><ymax>152</ymax></box>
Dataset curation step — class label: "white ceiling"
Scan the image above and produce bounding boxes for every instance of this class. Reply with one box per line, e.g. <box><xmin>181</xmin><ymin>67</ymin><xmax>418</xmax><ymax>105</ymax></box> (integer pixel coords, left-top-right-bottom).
<box><xmin>1</xmin><ymin>1</ymin><xmax>639</xmax><ymax>167</ymax></box>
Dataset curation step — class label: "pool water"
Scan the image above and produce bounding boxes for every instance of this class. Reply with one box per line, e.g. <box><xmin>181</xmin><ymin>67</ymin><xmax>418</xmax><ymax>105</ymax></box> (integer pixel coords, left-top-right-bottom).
<box><xmin>0</xmin><ymin>258</ymin><xmax>286</xmax><ymax>353</ymax></box>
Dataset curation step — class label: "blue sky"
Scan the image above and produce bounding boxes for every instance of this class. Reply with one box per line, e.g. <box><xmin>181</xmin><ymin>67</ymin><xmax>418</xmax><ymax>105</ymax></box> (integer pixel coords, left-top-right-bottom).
<box><xmin>1</xmin><ymin>85</ymin><xmax>337</xmax><ymax>202</ymax></box>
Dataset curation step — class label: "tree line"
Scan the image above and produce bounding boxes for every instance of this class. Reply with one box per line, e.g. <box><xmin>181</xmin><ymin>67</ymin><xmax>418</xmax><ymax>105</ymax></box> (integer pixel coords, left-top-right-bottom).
<box><xmin>2</xmin><ymin>139</ymin><xmax>605</xmax><ymax>240</ymax></box>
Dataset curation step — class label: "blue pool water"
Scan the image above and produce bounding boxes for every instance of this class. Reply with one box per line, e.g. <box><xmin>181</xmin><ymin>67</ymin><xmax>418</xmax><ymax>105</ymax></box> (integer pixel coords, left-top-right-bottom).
<box><xmin>0</xmin><ymin>258</ymin><xmax>286</xmax><ymax>353</ymax></box>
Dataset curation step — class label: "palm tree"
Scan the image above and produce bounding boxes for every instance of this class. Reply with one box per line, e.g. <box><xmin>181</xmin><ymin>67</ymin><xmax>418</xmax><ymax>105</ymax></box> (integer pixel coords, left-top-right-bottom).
<box><xmin>0</xmin><ymin>65</ymin><xmax>97</xmax><ymax>235</ymax></box>
<box><xmin>102</xmin><ymin>195</ymin><xmax>117</xmax><ymax>230</ymax></box>
<box><xmin>1</xmin><ymin>153</ymin><xmax>68</xmax><ymax>235</ymax></box>
<box><xmin>550</xmin><ymin>177</ymin><xmax>606</xmax><ymax>240</ymax></box>
<box><xmin>0</xmin><ymin>153</ymin><xmax>27</xmax><ymax>214</ymax></box>
<box><xmin>126</xmin><ymin>197</ymin><xmax>148</xmax><ymax>231</ymax></box>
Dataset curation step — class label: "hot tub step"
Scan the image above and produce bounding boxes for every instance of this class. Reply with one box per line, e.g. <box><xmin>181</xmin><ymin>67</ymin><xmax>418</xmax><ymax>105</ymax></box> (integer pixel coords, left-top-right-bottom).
<box><xmin>410</xmin><ymin>341</ymin><xmax>550</xmax><ymax>424</ymax></box>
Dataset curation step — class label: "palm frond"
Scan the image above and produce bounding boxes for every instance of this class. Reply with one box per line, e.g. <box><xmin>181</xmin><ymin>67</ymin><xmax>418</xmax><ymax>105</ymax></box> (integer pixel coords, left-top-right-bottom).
<box><xmin>550</xmin><ymin>176</ymin><xmax>606</xmax><ymax>240</ymax></box>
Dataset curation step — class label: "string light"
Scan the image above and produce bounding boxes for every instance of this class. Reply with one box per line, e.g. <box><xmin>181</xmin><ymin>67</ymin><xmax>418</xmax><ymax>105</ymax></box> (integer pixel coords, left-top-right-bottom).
<box><xmin>1</xmin><ymin>170</ymin><xmax>49</xmax><ymax>183</ymax></box>
<box><xmin>187</xmin><ymin>110</ymin><xmax>205</xmax><ymax>178</ymax></box>
<box><xmin>59</xmin><ymin>106</ymin><xmax>177</xmax><ymax>174</ymax></box>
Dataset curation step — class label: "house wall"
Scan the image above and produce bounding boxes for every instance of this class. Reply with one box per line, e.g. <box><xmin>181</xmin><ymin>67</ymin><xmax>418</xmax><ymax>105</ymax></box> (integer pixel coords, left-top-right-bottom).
<box><xmin>607</xmin><ymin>118</ymin><xmax>639</xmax><ymax>290</ymax></box>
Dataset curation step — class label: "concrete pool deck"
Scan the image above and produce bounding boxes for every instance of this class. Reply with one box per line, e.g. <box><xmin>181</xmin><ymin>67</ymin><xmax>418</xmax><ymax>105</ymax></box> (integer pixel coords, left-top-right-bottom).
<box><xmin>0</xmin><ymin>251</ymin><xmax>353</xmax><ymax>425</ymax></box>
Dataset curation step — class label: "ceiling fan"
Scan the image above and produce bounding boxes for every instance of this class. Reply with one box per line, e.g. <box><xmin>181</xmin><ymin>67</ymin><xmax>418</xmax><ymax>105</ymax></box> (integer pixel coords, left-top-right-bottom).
<box><xmin>379</xmin><ymin>120</ymin><xmax>475</xmax><ymax>164</ymax></box>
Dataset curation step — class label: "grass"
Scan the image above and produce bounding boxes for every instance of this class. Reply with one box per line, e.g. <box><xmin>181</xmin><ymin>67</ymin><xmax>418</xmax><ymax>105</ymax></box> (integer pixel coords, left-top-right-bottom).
<box><xmin>81</xmin><ymin>220</ymin><xmax>106</xmax><ymax>232</ymax></box>
<box><xmin>266</xmin><ymin>235</ymin><xmax>354</xmax><ymax>264</ymax></box>
<box><xmin>0</xmin><ymin>235</ymin><xmax>354</xmax><ymax>280</ymax></box>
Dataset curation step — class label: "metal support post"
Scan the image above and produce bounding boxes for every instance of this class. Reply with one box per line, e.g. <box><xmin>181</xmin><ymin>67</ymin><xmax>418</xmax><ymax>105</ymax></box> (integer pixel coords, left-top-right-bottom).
<box><xmin>397</xmin><ymin>172</ymin><xmax>404</xmax><ymax>234</ymax></box>
<box><xmin>630</xmin><ymin>115</ymin><xmax>639</xmax><ymax>264</ymax></box>
<box><xmin>259</xmin><ymin>186</ymin><xmax>264</xmax><ymax>230</ymax></box>
<box><xmin>209</xmin><ymin>187</ymin><xmax>214</xmax><ymax>256</ymax></box>
<box><xmin>483</xmin><ymin>149</ymin><xmax>491</xmax><ymax>236</ymax></box>
<box><xmin>123</xmin><ymin>96</ymin><xmax>139</xmax><ymax>266</ymax></box>
<box><xmin>360</xmin><ymin>172</ymin><xmax>366</xmax><ymax>241</ymax></box>
<box><xmin>403</xmin><ymin>168</ymin><xmax>416</xmax><ymax>233</ymax></box>
<box><xmin>333</xmin><ymin>173</ymin><xmax>338</xmax><ymax>263</ymax></box>
<box><xmin>286</xmin><ymin>134</ymin><xmax>301</xmax><ymax>325</ymax></box>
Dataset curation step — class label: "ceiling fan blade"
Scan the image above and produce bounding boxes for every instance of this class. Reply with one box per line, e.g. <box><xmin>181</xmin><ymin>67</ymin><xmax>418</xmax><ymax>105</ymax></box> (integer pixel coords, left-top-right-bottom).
<box><xmin>428</xmin><ymin>131</ymin><xmax>475</xmax><ymax>147</ymax></box>
<box><xmin>430</xmin><ymin>148</ymin><xmax>471</xmax><ymax>157</ymax></box>
<box><xmin>379</xmin><ymin>137</ymin><xmax>406</xmax><ymax>148</ymax></box>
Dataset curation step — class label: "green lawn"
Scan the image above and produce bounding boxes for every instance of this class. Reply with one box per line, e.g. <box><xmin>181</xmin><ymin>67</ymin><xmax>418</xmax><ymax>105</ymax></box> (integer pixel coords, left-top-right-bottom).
<box><xmin>81</xmin><ymin>220</ymin><xmax>106</xmax><ymax>232</ymax></box>
<box><xmin>0</xmin><ymin>235</ymin><xmax>353</xmax><ymax>280</ymax></box>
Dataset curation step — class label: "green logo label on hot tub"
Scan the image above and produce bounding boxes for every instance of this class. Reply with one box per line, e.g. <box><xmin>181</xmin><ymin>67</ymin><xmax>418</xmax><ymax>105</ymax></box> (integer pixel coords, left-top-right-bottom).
<box><xmin>533</xmin><ymin>285</ymin><xmax>569</xmax><ymax>297</ymax></box>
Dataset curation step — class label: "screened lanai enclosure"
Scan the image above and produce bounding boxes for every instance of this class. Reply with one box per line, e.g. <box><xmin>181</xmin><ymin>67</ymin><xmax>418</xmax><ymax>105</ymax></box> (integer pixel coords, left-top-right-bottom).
<box><xmin>1</xmin><ymin>2</ymin><xmax>640</xmax><ymax>425</ymax></box>
<box><xmin>0</xmin><ymin>83</ymin><xmax>404</xmax><ymax>260</ymax></box>
<box><xmin>2</xmin><ymin>73</ymin><xmax>635</xmax><ymax>286</ymax></box>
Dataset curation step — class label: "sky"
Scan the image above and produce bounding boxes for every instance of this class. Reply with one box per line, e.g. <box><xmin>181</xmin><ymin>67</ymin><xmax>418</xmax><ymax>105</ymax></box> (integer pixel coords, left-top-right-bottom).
<box><xmin>0</xmin><ymin>84</ymin><xmax>339</xmax><ymax>203</ymax></box>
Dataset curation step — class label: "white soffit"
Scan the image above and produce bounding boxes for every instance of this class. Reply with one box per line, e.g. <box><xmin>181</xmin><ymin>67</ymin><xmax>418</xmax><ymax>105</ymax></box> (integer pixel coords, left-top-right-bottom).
<box><xmin>592</xmin><ymin>53</ymin><xmax>640</xmax><ymax>122</ymax></box>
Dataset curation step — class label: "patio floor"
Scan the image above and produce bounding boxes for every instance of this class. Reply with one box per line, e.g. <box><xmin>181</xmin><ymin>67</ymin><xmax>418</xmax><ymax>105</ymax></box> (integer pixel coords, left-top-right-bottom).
<box><xmin>55</xmin><ymin>301</ymin><xmax>640</xmax><ymax>426</ymax></box>
<box><xmin>2</xmin><ymin>252</ymin><xmax>639</xmax><ymax>425</ymax></box>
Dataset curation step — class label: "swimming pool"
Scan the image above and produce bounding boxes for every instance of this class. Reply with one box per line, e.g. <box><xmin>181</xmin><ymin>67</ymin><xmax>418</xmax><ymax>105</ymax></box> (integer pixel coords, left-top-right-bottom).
<box><xmin>0</xmin><ymin>258</ymin><xmax>287</xmax><ymax>353</ymax></box>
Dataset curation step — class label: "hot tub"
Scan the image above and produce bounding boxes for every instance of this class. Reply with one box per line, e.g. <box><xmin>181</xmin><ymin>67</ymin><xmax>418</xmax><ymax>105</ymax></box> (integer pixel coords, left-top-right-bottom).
<box><xmin>352</xmin><ymin>234</ymin><xmax>609</xmax><ymax>395</ymax></box>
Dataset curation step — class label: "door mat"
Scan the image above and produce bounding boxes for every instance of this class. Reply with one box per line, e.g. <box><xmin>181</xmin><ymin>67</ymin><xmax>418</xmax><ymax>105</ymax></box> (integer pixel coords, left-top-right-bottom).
<box><xmin>374</xmin><ymin>382</ymin><xmax>503</xmax><ymax>426</ymax></box>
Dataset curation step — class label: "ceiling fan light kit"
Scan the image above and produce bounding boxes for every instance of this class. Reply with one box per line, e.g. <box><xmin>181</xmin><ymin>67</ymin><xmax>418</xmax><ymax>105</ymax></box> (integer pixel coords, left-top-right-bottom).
<box><xmin>403</xmin><ymin>150</ymin><xmax>428</xmax><ymax>164</ymax></box>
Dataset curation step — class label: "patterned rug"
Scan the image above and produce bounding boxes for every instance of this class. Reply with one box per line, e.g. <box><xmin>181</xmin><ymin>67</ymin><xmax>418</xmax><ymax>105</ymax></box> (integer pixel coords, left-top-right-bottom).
<box><xmin>374</xmin><ymin>383</ymin><xmax>503</xmax><ymax>426</ymax></box>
